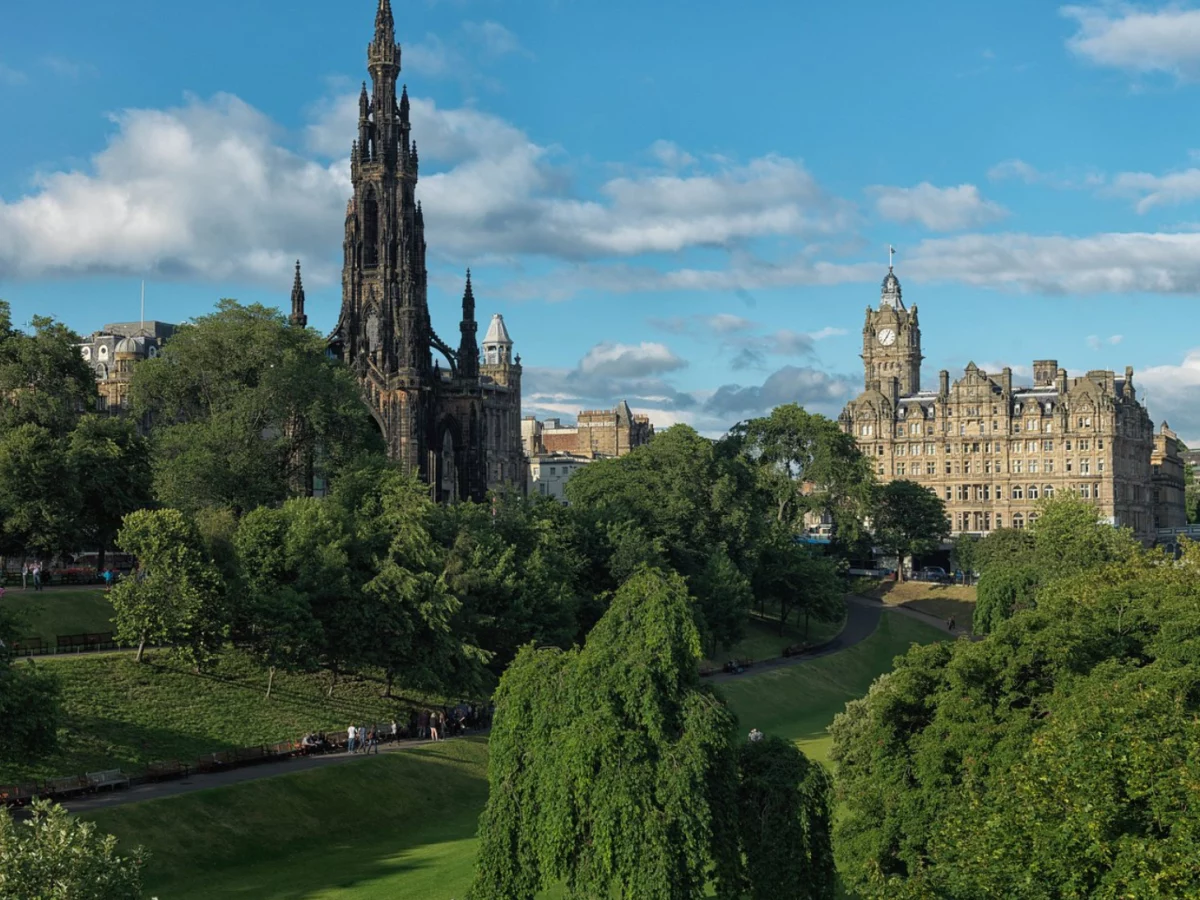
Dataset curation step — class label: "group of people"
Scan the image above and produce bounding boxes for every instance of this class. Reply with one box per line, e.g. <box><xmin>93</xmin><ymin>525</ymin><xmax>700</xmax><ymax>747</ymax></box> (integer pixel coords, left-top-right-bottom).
<box><xmin>19</xmin><ymin>563</ymin><xmax>45</xmax><ymax>591</ymax></box>
<box><xmin>296</xmin><ymin>704</ymin><xmax>493</xmax><ymax>758</ymax></box>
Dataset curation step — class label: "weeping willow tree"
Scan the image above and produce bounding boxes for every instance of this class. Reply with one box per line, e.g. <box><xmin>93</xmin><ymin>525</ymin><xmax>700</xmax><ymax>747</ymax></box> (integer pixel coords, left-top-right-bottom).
<box><xmin>469</xmin><ymin>566</ymin><xmax>743</xmax><ymax>900</ymax></box>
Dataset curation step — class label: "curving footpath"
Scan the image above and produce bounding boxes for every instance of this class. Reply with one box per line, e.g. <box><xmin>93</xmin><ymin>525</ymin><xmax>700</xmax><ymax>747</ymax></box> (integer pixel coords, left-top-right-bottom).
<box><xmin>53</xmin><ymin>596</ymin><xmax>961</xmax><ymax>815</ymax></box>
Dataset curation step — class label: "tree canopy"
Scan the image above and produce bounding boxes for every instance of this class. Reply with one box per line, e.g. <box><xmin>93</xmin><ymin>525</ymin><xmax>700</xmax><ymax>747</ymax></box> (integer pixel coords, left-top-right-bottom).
<box><xmin>132</xmin><ymin>300</ymin><xmax>385</xmax><ymax>514</ymax></box>
<box><xmin>869</xmin><ymin>480</ymin><xmax>949</xmax><ymax>579</ymax></box>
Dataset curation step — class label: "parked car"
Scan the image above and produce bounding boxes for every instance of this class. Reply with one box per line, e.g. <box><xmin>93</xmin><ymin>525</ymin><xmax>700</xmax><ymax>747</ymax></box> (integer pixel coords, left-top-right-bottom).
<box><xmin>915</xmin><ymin>566</ymin><xmax>949</xmax><ymax>583</ymax></box>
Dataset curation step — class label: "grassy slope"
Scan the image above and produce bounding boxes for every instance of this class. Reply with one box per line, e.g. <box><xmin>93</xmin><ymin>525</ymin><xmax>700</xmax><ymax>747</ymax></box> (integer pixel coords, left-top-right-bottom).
<box><xmin>861</xmin><ymin>580</ymin><xmax>978</xmax><ymax>633</ymax></box>
<box><xmin>88</xmin><ymin>739</ymin><xmax>490</xmax><ymax>900</ymax></box>
<box><xmin>1</xmin><ymin>651</ymin><xmax>441</xmax><ymax>784</ymax></box>
<box><xmin>1</xmin><ymin>588</ymin><xmax>114</xmax><ymax>642</ymax></box>
<box><xmin>83</xmin><ymin>611</ymin><xmax>945</xmax><ymax>900</ymax></box>
<box><xmin>719</xmin><ymin>613</ymin><xmax>945</xmax><ymax>764</ymax></box>
<box><xmin>703</xmin><ymin>602</ymin><xmax>846</xmax><ymax>668</ymax></box>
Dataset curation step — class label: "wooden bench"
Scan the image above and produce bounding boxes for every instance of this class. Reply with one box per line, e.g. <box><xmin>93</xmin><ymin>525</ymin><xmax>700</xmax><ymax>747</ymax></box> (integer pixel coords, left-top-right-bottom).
<box><xmin>12</xmin><ymin>637</ymin><xmax>46</xmax><ymax>657</ymax></box>
<box><xmin>43</xmin><ymin>775</ymin><xmax>89</xmax><ymax>799</ymax></box>
<box><xmin>268</xmin><ymin>740</ymin><xmax>299</xmax><ymax>760</ymax></box>
<box><xmin>0</xmin><ymin>783</ymin><xmax>38</xmax><ymax>806</ymax></box>
<box><xmin>145</xmin><ymin>760</ymin><xmax>189</xmax><ymax>782</ymax></box>
<box><xmin>86</xmin><ymin>769</ymin><xmax>130</xmax><ymax>792</ymax></box>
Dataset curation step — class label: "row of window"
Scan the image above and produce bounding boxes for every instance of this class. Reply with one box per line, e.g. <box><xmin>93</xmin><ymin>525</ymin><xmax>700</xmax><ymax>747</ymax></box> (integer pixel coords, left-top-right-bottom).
<box><xmin>952</xmin><ymin>511</ymin><xmax>1042</xmax><ymax>532</ymax></box>
<box><xmin>941</xmin><ymin>483</ymin><xmax>1103</xmax><ymax>503</ymax></box>
<box><xmin>888</xmin><ymin>438</ymin><xmax>1101</xmax><ymax>457</ymax></box>
<box><xmin>890</xmin><ymin>458</ymin><xmax>1101</xmax><ymax>476</ymax></box>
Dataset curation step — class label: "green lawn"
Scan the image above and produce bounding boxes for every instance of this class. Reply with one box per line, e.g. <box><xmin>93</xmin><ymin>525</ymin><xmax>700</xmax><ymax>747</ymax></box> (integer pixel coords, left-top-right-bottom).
<box><xmin>1</xmin><ymin>650</ymin><xmax>451</xmax><ymax>784</ymax></box>
<box><xmin>88</xmin><ymin>738</ymin><xmax>491</xmax><ymax>900</ymax></box>
<box><xmin>74</xmin><ymin>610</ymin><xmax>947</xmax><ymax>900</ymax></box>
<box><xmin>703</xmin><ymin>601</ymin><xmax>846</xmax><ymax>668</ymax></box>
<box><xmin>1</xmin><ymin>588</ymin><xmax>115</xmax><ymax>643</ymax></box>
<box><xmin>719</xmin><ymin>612</ymin><xmax>945</xmax><ymax>764</ymax></box>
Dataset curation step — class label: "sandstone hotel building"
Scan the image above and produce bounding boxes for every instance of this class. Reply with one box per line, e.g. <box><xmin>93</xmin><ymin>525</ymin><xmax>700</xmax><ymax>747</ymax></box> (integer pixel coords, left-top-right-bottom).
<box><xmin>838</xmin><ymin>266</ymin><xmax>1184</xmax><ymax>545</ymax></box>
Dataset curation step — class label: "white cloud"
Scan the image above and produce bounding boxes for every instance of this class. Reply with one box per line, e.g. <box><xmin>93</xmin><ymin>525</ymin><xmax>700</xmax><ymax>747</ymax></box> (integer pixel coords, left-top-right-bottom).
<box><xmin>578</xmin><ymin>341</ymin><xmax>686</xmax><ymax>377</ymax></box>
<box><xmin>650</xmin><ymin>140</ymin><xmax>696</xmax><ymax>169</ymax></box>
<box><xmin>808</xmin><ymin>326</ymin><xmax>847</xmax><ymax>340</ymax></box>
<box><xmin>703</xmin><ymin>313</ymin><xmax>755</xmax><ymax>334</ymax></box>
<box><xmin>704</xmin><ymin>365</ymin><xmax>857</xmax><ymax>417</ymax></box>
<box><xmin>987</xmin><ymin>158</ymin><xmax>1107</xmax><ymax>190</ymax></box>
<box><xmin>869</xmin><ymin>182</ymin><xmax>1007</xmax><ymax>231</ymax></box>
<box><xmin>904</xmin><ymin>230</ymin><xmax>1200</xmax><ymax>294</ymax></box>
<box><xmin>1063</xmin><ymin>4</ymin><xmax>1200</xmax><ymax>79</ymax></box>
<box><xmin>1138</xmin><ymin>349</ymin><xmax>1200</xmax><ymax>444</ymax></box>
<box><xmin>1110</xmin><ymin>167</ymin><xmax>1200</xmax><ymax>212</ymax></box>
<box><xmin>0</xmin><ymin>93</ymin><xmax>347</xmax><ymax>283</ymax></box>
<box><xmin>1087</xmin><ymin>333</ymin><xmax>1125</xmax><ymax>350</ymax></box>
<box><xmin>988</xmin><ymin>159</ymin><xmax>1043</xmax><ymax>184</ymax></box>
<box><xmin>461</xmin><ymin>21</ymin><xmax>527</xmax><ymax>58</ymax></box>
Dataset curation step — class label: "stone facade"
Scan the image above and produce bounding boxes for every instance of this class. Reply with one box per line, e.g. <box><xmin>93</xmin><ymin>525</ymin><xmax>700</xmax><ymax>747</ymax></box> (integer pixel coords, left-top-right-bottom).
<box><xmin>324</xmin><ymin>0</ymin><xmax>521</xmax><ymax>502</ymax></box>
<box><xmin>75</xmin><ymin>321</ymin><xmax>176</xmax><ymax>418</ymax></box>
<box><xmin>522</xmin><ymin>401</ymin><xmax>654</xmax><ymax>459</ymax></box>
<box><xmin>840</xmin><ymin>267</ymin><xmax>1171</xmax><ymax>545</ymax></box>
<box><xmin>1152</xmin><ymin>422</ymin><xmax>1188</xmax><ymax>529</ymax></box>
<box><xmin>521</xmin><ymin>401</ymin><xmax>654</xmax><ymax>501</ymax></box>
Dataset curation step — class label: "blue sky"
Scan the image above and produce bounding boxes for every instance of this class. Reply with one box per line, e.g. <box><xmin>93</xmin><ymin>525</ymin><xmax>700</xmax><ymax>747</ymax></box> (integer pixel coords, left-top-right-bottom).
<box><xmin>2</xmin><ymin>0</ymin><xmax>1200</xmax><ymax>441</ymax></box>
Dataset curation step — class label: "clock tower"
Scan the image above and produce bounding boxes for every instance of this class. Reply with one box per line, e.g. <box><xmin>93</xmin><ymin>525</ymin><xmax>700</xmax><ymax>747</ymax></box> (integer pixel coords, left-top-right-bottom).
<box><xmin>862</xmin><ymin>265</ymin><xmax>923</xmax><ymax>395</ymax></box>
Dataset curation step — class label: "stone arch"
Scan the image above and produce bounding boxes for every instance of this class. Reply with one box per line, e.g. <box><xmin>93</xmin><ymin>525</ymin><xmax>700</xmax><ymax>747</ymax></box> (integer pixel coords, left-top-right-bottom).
<box><xmin>437</xmin><ymin>416</ymin><xmax>462</xmax><ymax>503</ymax></box>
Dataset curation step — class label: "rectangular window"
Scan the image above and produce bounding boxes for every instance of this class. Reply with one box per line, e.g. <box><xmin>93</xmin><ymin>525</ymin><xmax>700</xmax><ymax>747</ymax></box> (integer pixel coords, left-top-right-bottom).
<box><xmin>926</xmin><ymin>442</ymin><xmax>935</xmax><ymax>455</ymax></box>
<box><xmin>1098</xmin><ymin>438</ymin><xmax>1104</xmax><ymax>449</ymax></box>
<box><xmin>1067</xmin><ymin>460</ymin><xmax>1073</xmax><ymax>472</ymax></box>
<box><xmin>1066</xmin><ymin>440</ymin><xmax>1072</xmax><ymax>451</ymax></box>
<box><xmin>1045</xmin><ymin>459</ymin><xmax>1054</xmax><ymax>473</ymax></box>
<box><xmin>956</xmin><ymin>485</ymin><xmax>965</xmax><ymax>501</ymax></box>
<box><xmin>549</xmin><ymin>467</ymin><xmax>556</xmax><ymax>475</ymax></box>
<box><xmin>1014</xmin><ymin>423</ymin><xmax>1022</xmax><ymax>433</ymax></box>
<box><xmin>1043</xmin><ymin>440</ymin><xmax>1054</xmax><ymax>451</ymax></box>
<box><xmin>945</xmin><ymin>462</ymin><xmax>952</xmax><ymax>475</ymax></box>
<box><xmin>896</xmin><ymin>463</ymin><xmax>906</xmax><ymax>475</ymax></box>
<box><xmin>1029</xmin><ymin>460</ymin><xmax>1039</xmax><ymax>474</ymax></box>
<box><xmin>1098</xmin><ymin>461</ymin><xmax>1105</xmax><ymax>473</ymax></box>
<box><xmin>1095</xmin><ymin>483</ymin><xmax>1102</xmax><ymax>499</ymax></box>
<box><xmin>983</xmin><ymin>484</ymin><xmax>991</xmax><ymax>501</ymax></box>
<box><xmin>1079</xmin><ymin>439</ymin><xmax>1090</xmax><ymax>451</ymax></box>
<box><xmin>1081</xmin><ymin>459</ymin><xmax>1091</xmax><ymax>474</ymax></box>
<box><xmin>897</xmin><ymin>444</ymin><xmax>907</xmax><ymax>456</ymax></box>
<box><xmin>927</xmin><ymin>462</ymin><xmax>937</xmax><ymax>475</ymax></box>
<box><xmin>1080</xmin><ymin>484</ymin><xmax>1091</xmax><ymax>499</ymax></box>
<box><xmin>964</xmin><ymin>460</ymin><xmax>972</xmax><ymax>475</ymax></box>
<box><xmin>945</xmin><ymin>487</ymin><xmax>952</xmax><ymax>501</ymax></box>
<box><xmin>1013</xmin><ymin>460</ymin><xmax>1023</xmax><ymax>474</ymax></box>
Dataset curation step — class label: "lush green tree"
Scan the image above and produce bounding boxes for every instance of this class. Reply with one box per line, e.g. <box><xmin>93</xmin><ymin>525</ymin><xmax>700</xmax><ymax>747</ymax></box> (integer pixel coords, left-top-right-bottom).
<box><xmin>732</xmin><ymin>404</ymin><xmax>874</xmax><ymax>540</ymax></box>
<box><xmin>132</xmin><ymin>299</ymin><xmax>384</xmax><ymax>514</ymax></box>
<box><xmin>830</xmin><ymin>535</ymin><xmax>1200</xmax><ymax>899</ymax></box>
<box><xmin>1029</xmin><ymin>492</ymin><xmax>1140</xmax><ymax>576</ymax></box>
<box><xmin>0</xmin><ymin>303</ymin><xmax>95</xmax><ymax>437</ymax></box>
<box><xmin>1185</xmin><ymin>454</ymin><xmax>1198</xmax><ymax>524</ymax></box>
<box><xmin>470</xmin><ymin>567</ymin><xmax>742</xmax><ymax>900</ymax></box>
<box><xmin>973</xmin><ymin>526</ymin><xmax>1035</xmax><ymax>575</ymax></box>
<box><xmin>67</xmin><ymin>416</ymin><xmax>154</xmax><ymax>571</ymax></box>
<box><xmin>0</xmin><ymin>424</ymin><xmax>78</xmax><ymax>559</ymax></box>
<box><xmin>111</xmin><ymin>508</ymin><xmax>226</xmax><ymax>663</ymax></box>
<box><xmin>973</xmin><ymin>563</ymin><xmax>1039</xmax><ymax>634</ymax></box>
<box><xmin>870</xmin><ymin>480</ymin><xmax>949</xmax><ymax>581</ymax></box>
<box><xmin>0</xmin><ymin>800</ymin><xmax>144</xmax><ymax>899</ymax></box>
<box><xmin>441</xmin><ymin>496</ymin><xmax>584</xmax><ymax>672</ymax></box>
<box><xmin>737</xmin><ymin>736</ymin><xmax>836</xmax><ymax>900</ymax></box>
<box><xmin>753</xmin><ymin>528</ymin><xmax>844</xmax><ymax>638</ymax></box>
<box><xmin>949</xmin><ymin>533</ymin><xmax>978</xmax><ymax>582</ymax></box>
<box><xmin>565</xmin><ymin>425</ymin><xmax>764</xmax><ymax>652</ymax></box>
<box><xmin>0</xmin><ymin>612</ymin><xmax>59</xmax><ymax>762</ymax></box>
<box><xmin>692</xmin><ymin>546</ymin><xmax>755</xmax><ymax>656</ymax></box>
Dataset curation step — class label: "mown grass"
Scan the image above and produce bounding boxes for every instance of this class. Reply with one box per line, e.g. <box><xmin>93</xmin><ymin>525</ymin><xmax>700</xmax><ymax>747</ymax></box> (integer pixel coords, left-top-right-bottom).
<box><xmin>78</xmin><ymin>610</ymin><xmax>946</xmax><ymax>900</ymax></box>
<box><xmin>1</xmin><ymin>650</ymin><xmax>449</xmax><ymax>784</ymax></box>
<box><xmin>1</xmin><ymin>588</ymin><xmax>115</xmax><ymax>643</ymax></box>
<box><xmin>858</xmin><ymin>580</ymin><xmax>977</xmax><ymax>634</ymax></box>
<box><xmin>87</xmin><ymin>738</ymin><xmax>491</xmax><ymax>900</ymax></box>
<box><xmin>703</xmin><ymin>600</ymin><xmax>846</xmax><ymax>668</ymax></box>
<box><xmin>719</xmin><ymin>612</ymin><xmax>945</xmax><ymax>765</ymax></box>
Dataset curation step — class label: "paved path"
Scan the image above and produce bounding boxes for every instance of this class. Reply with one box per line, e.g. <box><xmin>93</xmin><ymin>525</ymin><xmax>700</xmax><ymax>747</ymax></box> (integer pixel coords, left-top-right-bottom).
<box><xmin>54</xmin><ymin>596</ymin><xmax>967</xmax><ymax>815</ymax></box>
<box><xmin>58</xmin><ymin>735</ymin><xmax>473</xmax><ymax>816</ymax></box>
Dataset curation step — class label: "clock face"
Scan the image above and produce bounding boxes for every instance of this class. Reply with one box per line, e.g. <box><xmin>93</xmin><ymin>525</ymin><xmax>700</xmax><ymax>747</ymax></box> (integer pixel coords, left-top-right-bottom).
<box><xmin>877</xmin><ymin>328</ymin><xmax>897</xmax><ymax>347</ymax></box>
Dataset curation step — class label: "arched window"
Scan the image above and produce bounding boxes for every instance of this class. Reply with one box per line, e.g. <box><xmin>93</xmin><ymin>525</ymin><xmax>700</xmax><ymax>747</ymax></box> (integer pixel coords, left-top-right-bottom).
<box><xmin>1028</xmin><ymin>484</ymin><xmax>1039</xmax><ymax>500</ymax></box>
<box><xmin>1012</xmin><ymin>485</ymin><xmax>1024</xmax><ymax>500</ymax></box>
<box><xmin>98</xmin><ymin>344</ymin><xmax>109</xmax><ymax>361</ymax></box>
<box><xmin>1044</xmin><ymin>485</ymin><xmax>1054</xmax><ymax>499</ymax></box>
<box><xmin>1013</xmin><ymin>513</ymin><xmax>1026</xmax><ymax>530</ymax></box>
<box><xmin>362</xmin><ymin>189</ymin><xmax>379</xmax><ymax>267</ymax></box>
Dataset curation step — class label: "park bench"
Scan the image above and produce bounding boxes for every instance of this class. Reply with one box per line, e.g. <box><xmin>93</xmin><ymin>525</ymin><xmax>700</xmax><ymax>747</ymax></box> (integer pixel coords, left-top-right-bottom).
<box><xmin>86</xmin><ymin>769</ymin><xmax>130</xmax><ymax>792</ymax></box>
<box><xmin>43</xmin><ymin>775</ymin><xmax>89</xmax><ymax>799</ymax></box>
<box><xmin>145</xmin><ymin>760</ymin><xmax>189</xmax><ymax>782</ymax></box>
<box><xmin>11</xmin><ymin>637</ymin><xmax>46</xmax><ymax>657</ymax></box>
<box><xmin>234</xmin><ymin>746</ymin><xmax>271</xmax><ymax>766</ymax></box>
<box><xmin>0</xmin><ymin>783</ymin><xmax>38</xmax><ymax>807</ymax></box>
<box><xmin>269</xmin><ymin>740</ymin><xmax>299</xmax><ymax>760</ymax></box>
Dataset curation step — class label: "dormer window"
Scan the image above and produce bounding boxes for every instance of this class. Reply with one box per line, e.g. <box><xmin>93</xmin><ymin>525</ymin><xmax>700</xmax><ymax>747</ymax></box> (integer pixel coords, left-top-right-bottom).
<box><xmin>98</xmin><ymin>345</ymin><xmax>109</xmax><ymax>361</ymax></box>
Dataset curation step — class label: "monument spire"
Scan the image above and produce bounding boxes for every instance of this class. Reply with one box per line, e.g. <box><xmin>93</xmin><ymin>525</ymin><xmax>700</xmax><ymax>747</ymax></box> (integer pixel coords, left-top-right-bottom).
<box><xmin>290</xmin><ymin>260</ymin><xmax>307</xmax><ymax>328</ymax></box>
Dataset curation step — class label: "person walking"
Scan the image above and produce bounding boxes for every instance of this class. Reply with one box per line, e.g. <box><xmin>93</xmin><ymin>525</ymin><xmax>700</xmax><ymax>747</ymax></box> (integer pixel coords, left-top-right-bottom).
<box><xmin>947</xmin><ymin>616</ymin><xmax>956</xmax><ymax>632</ymax></box>
<box><xmin>20</xmin><ymin>564</ymin><xmax>28</xmax><ymax>590</ymax></box>
<box><xmin>347</xmin><ymin>724</ymin><xmax>357</xmax><ymax>754</ymax></box>
<box><xmin>390</xmin><ymin>719</ymin><xmax>399</xmax><ymax>742</ymax></box>
<box><xmin>367</xmin><ymin>725</ymin><xmax>379</xmax><ymax>755</ymax></box>
<box><xmin>31</xmin><ymin>564</ymin><xmax>41</xmax><ymax>592</ymax></box>
<box><xmin>102</xmin><ymin>568</ymin><xmax>114</xmax><ymax>592</ymax></box>
<box><xmin>429</xmin><ymin>711</ymin><xmax>440</xmax><ymax>742</ymax></box>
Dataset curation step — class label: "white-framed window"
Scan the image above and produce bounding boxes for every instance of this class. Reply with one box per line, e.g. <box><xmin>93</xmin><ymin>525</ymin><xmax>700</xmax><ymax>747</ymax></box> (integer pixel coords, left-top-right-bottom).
<box><xmin>1095</xmin><ymin>483</ymin><xmax>1102</xmax><ymax>499</ymax></box>
<box><xmin>1014</xmin><ymin>460</ymin><xmax>1023</xmax><ymax>474</ymax></box>
<box><xmin>1081</xmin><ymin>459</ymin><xmax>1091</xmax><ymax>474</ymax></box>
<box><xmin>1029</xmin><ymin>485</ymin><xmax>1040</xmax><ymax>500</ymax></box>
<box><xmin>98</xmin><ymin>345</ymin><xmax>109</xmax><ymax>360</ymax></box>
<box><xmin>1013</xmin><ymin>485</ymin><xmax>1024</xmax><ymax>500</ymax></box>
<box><xmin>896</xmin><ymin>463</ymin><xmax>906</xmax><ymax>475</ymax></box>
<box><xmin>1080</xmin><ymin>484</ymin><xmax>1092</xmax><ymax>499</ymax></box>
<box><xmin>1013</xmin><ymin>513</ymin><xmax>1025</xmax><ymax>529</ymax></box>
<box><xmin>1029</xmin><ymin>460</ymin><xmax>1039</xmax><ymax>474</ymax></box>
<box><xmin>1045</xmin><ymin>485</ymin><xmax>1054</xmax><ymax>499</ymax></box>
<box><xmin>945</xmin><ymin>487</ymin><xmax>952</xmax><ymax>501</ymax></box>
